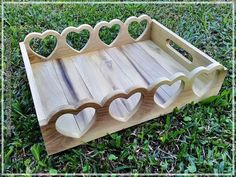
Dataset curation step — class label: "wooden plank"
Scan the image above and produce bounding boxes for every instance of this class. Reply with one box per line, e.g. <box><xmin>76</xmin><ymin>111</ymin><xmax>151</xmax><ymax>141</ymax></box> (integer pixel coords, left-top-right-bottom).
<box><xmin>137</xmin><ymin>40</ymin><xmax>190</xmax><ymax>74</ymax></box>
<box><xmin>31</xmin><ymin>61</ymin><xmax>81</xmax><ymax>137</ymax></box>
<box><xmin>120</xmin><ymin>43</ymin><xmax>172</xmax><ymax>81</ymax></box>
<box><xmin>72</xmin><ymin>52</ymin><xmax>113</xmax><ymax>103</ymax></box>
<box><xmin>104</xmin><ymin>47</ymin><xmax>148</xmax><ymax>88</ymax></box>
<box><xmin>154</xmin><ymin>80</ymin><xmax>182</xmax><ymax>105</ymax></box>
<box><xmin>23</xmin><ymin>15</ymin><xmax>152</xmax><ymax>63</ymax></box>
<box><xmin>20</xmin><ymin>43</ymin><xmax>46</xmax><ymax>125</ymax></box>
<box><xmin>150</xmin><ymin>20</ymin><xmax>214</xmax><ymax>69</ymax></box>
<box><xmin>52</xmin><ymin>58</ymin><xmax>95</xmax><ymax>135</ymax></box>
<box><xmin>120</xmin><ymin>43</ymin><xmax>172</xmax><ymax>101</ymax></box>
<box><xmin>103</xmin><ymin>46</ymin><xmax>178</xmax><ymax>114</ymax></box>
<box><xmin>138</xmin><ymin>40</ymin><xmax>212</xmax><ymax>85</ymax></box>
<box><xmin>84</xmin><ymin>50</ymin><xmax>142</xmax><ymax>119</ymax></box>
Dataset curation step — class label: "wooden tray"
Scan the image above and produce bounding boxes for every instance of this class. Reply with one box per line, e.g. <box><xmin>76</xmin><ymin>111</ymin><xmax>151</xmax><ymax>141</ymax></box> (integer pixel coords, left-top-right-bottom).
<box><xmin>19</xmin><ymin>15</ymin><xmax>227</xmax><ymax>155</ymax></box>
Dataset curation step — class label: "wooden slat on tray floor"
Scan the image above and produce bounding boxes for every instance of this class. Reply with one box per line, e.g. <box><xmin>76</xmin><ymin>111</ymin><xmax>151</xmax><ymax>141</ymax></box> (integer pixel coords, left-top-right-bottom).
<box><xmin>137</xmin><ymin>40</ymin><xmax>190</xmax><ymax>75</ymax></box>
<box><xmin>120</xmin><ymin>43</ymin><xmax>172</xmax><ymax>80</ymax></box>
<box><xmin>104</xmin><ymin>47</ymin><xmax>148</xmax><ymax>88</ymax></box>
<box><xmin>135</xmin><ymin>41</ymin><xmax>185</xmax><ymax>102</ymax></box>
<box><xmin>120</xmin><ymin>43</ymin><xmax>171</xmax><ymax>102</ymax></box>
<box><xmin>121</xmin><ymin>42</ymin><xmax>185</xmax><ymax>103</ymax></box>
<box><xmin>52</xmin><ymin>58</ymin><xmax>95</xmax><ymax>134</ymax></box>
<box><xmin>137</xmin><ymin>41</ymin><xmax>184</xmax><ymax>101</ymax></box>
<box><xmin>31</xmin><ymin>61</ymin><xmax>81</xmax><ymax>137</ymax></box>
<box><xmin>72</xmin><ymin>53</ymin><xmax>113</xmax><ymax>103</ymax></box>
<box><xmin>87</xmin><ymin>50</ymin><xmax>143</xmax><ymax>118</ymax></box>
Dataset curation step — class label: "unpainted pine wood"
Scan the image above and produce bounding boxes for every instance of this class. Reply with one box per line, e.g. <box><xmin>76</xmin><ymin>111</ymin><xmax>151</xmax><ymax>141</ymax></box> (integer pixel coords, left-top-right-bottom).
<box><xmin>150</xmin><ymin>20</ymin><xmax>216</xmax><ymax>69</ymax></box>
<box><xmin>141</xmin><ymin>40</ymin><xmax>214</xmax><ymax>85</ymax></box>
<box><xmin>71</xmin><ymin>51</ymin><xmax>141</xmax><ymax>121</ymax></box>
<box><xmin>137</xmin><ymin>40</ymin><xmax>211</xmax><ymax>100</ymax></box>
<box><xmin>41</xmin><ymin>70</ymin><xmax>226</xmax><ymax>155</ymax></box>
<box><xmin>52</xmin><ymin>58</ymin><xmax>95</xmax><ymax>138</ymax></box>
<box><xmin>154</xmin><ymin>80</ymin><xmax>183</xmax><ymax>106</ymax></box>
<box><xmin>104</xmin><ymin>47</ymin><xmax>148</xmax><ymax>87</ymax></box>
<box><xmin>20</xmin><ymin>15</ymin><xmax>227</xmax><ymax>155</ymax></box>
<box><xmin>31</xmin><ymin>38</ymin><xmax>225</xmax><ymax>142</ymax></box>
<box><xmin>26</xmin><ymin>38</ymin><xmax>226</xmax><ymax>154</ymax></box>
<box><xmin>20</xmin><ymin>43</ymin><xmax>46</xmax><ymax>125</ymax></box>
<box><xmin>192</xmin><ymin>70</ymin><xmax>220</xmax><ymax>97</ymax></box>
<box><xmin>89</xmin><ymin>50</ymin><xmax>143</xmax><ymax>120</ymax></box>
<box><xmin>120</xmin><ymin>42</ymin><xmax>181</xmax><ymax>102</ymax></box>
<box><xmin>104</xmin><ymin>43</ymin><xmax>182</xmax><ymax>106</ymax></box>
<box><xmin>121</xmin><ymin>43</ymin><xmax>172</xmax><ymax>82</ymax></box>
<box><xmin>31</xmin><ymin>61</ymin><xmax>82</xmax><ymax>138</ymax></box>
<box><xmin>24</xmin><ymin>15</ymin><xmax>152</xmax><ymax>64</ymax></box>
<box><xmin>137</xmin><ymin>40</ymin><xmax>190</xmax><ymax>75</ymax></box>
<box><xmin>72</xmin><ymin>53</ymin><xmax>114</xmax><ymax>103</ymax></box>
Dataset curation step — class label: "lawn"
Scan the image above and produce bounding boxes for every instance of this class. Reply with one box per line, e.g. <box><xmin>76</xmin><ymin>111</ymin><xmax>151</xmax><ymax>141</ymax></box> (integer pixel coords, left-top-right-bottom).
<box><xmin>3</xmin><ymin>3</ymin><xmax>233</xmax><ymax>174</ymax></box>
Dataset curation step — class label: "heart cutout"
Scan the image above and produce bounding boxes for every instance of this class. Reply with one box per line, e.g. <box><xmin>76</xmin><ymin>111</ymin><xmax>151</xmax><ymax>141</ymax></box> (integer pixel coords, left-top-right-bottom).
<box><xmin>109</xmin><ymin>92</ymin><xmax>142</xmax><ymax>122</ymax></box>
<box><xmin>56</xmin><ymin>107</ymin><xmax>95</xmax><ymax>138</ymax></box>
<box><xmin>192</xmin><ymin>70</ymin><xmax>218</xmax><ymax>97</ymax></box>
<box><xmin>66</xmin><ymin>30</ymin><xmax>90</xmax><ymax>51</ymax></box>
<box><xmin>29</xmin><ymin>35</ymin><xmax>57</xmax><ymax>58</ymax></box>
<box><xmin>99</xmin><ymin>24</ymin><xmax>120</xmax><ymax>45</ymax></box>
<box><xmin>154</xmin><ymin>80</ymin><xmax>183</xmax><ymax>108</ymax></box>
<box><xmin>128</xmin><ymin>20</ymin><xmax>148</xmax><ymax>40</ymax></box>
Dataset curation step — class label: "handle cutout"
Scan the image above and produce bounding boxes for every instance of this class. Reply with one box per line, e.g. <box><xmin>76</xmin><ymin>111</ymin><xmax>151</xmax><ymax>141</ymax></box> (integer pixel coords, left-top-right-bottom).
<box><xmin>167</xmin><ymin>39</ymin><xmax>193</xmax><ymax>63</ymax></box>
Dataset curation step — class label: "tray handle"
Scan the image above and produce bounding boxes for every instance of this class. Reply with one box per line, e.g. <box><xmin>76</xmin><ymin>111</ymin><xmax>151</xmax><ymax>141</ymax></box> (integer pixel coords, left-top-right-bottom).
<box><xmin>151</xmin><ymin>20</ymin><xmax>218</xmax><ymax>70</ymax></box>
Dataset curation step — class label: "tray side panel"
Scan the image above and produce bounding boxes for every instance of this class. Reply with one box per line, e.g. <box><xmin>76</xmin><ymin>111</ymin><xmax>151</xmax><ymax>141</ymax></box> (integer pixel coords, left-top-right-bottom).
<box><xmin>20</xmin><ymin>43</ymin><xmax>47</xmax><ymax>125</ymax></box>
<box><xmin>41</xmin><ymin>82</ymin><xmax>194</xmax><ymax>155</ymax></box>
<box><xmin>24</xmin><ymin>15</ymin><xmax>153</xmax><ymax>64</ymax></box>
<box><xmin>150</xmin><ymin>20</ymin><xmax>217</xmax><ymax>70</ymax></box>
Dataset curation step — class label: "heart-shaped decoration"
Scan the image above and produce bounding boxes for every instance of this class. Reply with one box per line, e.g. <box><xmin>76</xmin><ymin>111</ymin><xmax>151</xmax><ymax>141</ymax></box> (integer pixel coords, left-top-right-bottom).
<box><xmin>99</xmin><ymin>24</ymin><xmax>120</xmax><ymax>46</ymax></box>
<box><xmin>55</xmin><ymin>107</ymin><xmax>96</xmax><ymax>138</ymax></box>
<box><xmin>95</xmin><ymin>19</ymin><xmax>123</xmax><ymax>46</ymax></box>
<box><xmin>192</xmin><ymin>70</ymin><xmax>218</xmax><ymax>97</ymax></box>
<box><xmin>154</xmin><ymin>80</ymin><xmax>183</xmax><ymax>108</ymax></box>
<box><xmin>66</xmin><ymin>30</ymin><xmax>90</xmax><ymax>51</ymax></box>
<box><xmin>109</xmin><ymin>92</ymin><xmax>142</xmax><ymax>122</ymax></box>
<box><xmin>128</xmin><ymin>20</ymin><xmax>148</xmax><ymax>40</ymax></box>
<box><xmin>125</xmin><ymin>14</ymin><xmax>152</xmax><ymax>41</ymax></box>
<box><xmin>61</xmin><ymin>25</ymin><xmax>93</xmax><ymax>53</ymax></box>
<box><xmin>24</xmin><ymin>30</ymin><xmax>60</xmax><ymax>60</ymax></box>
<box><xmin>29</xmin><ymin>35</ymin><xmax>57</xmax><ymax>58</ymax></box>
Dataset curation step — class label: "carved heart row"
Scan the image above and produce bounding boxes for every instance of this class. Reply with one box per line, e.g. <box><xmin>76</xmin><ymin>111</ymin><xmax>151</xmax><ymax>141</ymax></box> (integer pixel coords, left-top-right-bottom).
<box><xmin>46</xmin><ymin>64</ymin><xmax>223</xmax><ymax>138</ymax></box>
<box><xmin>24</xmin><ymin>15</ymin><xmax>152</xmax><ymax>61</ymax></box>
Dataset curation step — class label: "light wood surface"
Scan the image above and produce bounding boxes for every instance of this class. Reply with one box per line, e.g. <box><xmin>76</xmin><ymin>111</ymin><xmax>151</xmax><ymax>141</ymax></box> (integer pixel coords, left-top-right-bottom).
<box><xmin>20</xmin><ymin>15</ymin><xmax>227</xmax><ymax>155</ymax></box>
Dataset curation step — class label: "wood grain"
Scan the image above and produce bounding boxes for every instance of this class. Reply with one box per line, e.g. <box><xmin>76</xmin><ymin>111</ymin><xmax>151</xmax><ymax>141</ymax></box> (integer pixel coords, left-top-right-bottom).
<box><xmin>20</xmin><ymin>15</ymin><xmax>227</xmax><ymax>155</ymax></box>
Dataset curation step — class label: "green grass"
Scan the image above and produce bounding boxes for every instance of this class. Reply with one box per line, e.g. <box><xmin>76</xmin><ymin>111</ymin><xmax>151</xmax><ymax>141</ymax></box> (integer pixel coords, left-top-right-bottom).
<box><xmin>3</xmin><ymin>4</ymin><xmax>233</xmax><ymax>174</ymax></box>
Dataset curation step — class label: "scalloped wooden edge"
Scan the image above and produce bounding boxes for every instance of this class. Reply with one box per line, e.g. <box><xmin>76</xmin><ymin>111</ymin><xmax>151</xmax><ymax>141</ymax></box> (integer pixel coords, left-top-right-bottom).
<box><xmin>20</xmin><ymin>14</ymin><xmax>227</xmax><ymax>155</ymax></box>
<box><xmin>24</xmin><ymin>14</ymin><xmax>152</xmax><ymax>63</ymax></box>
